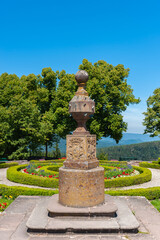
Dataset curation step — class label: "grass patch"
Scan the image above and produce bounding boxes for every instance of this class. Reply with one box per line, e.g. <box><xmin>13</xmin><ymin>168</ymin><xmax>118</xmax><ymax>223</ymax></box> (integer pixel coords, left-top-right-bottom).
<box><xmin>0</xmin><ymin>195</ymin><xmax>14</xmax><ymax>212</ymax></box>
<box><xmin>151</xmin><ymin>199</ymin><xmax>160</xmax><ymax>212</ymax></box>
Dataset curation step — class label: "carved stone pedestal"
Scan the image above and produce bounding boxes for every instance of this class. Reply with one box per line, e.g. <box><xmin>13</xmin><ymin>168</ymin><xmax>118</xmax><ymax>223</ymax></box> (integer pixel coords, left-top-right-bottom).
<box><xmin>64</xmin><ymin>134</ymin><xmax>99</xmax><ymax>170</ymax></box>
<box><xmin>59</xmin><ymin>134</ymin><xmax>104</xmax><ymax>207</ymax></box>
<box><xmin>59</xmin><ymin>166</ymin><xmax>104</xmax><ymax>207</ymax></box>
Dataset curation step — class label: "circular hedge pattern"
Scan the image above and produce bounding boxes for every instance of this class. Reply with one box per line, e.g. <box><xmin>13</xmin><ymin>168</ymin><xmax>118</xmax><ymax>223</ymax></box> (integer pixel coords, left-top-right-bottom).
<box><xmin>7</xmin><ymin>161</ymin><xmax>152</xmax><ymax>189</ymax></box>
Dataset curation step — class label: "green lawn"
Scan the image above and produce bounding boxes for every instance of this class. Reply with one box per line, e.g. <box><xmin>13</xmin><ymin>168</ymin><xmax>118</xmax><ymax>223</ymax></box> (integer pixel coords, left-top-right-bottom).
<box><xmin>151</xmin><ymin>199</ymin><xmax>160</xmax><ymax>212</ymax></box>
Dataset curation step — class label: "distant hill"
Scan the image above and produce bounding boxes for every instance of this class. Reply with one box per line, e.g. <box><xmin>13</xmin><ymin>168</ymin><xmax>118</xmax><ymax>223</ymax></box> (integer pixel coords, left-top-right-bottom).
<box><xmin>58</xmin><ymin>133</ymin><xmax>160</xmax><ymax>153</ymax></box>
<box><xmin>97</xmin><ymin>141</ymin><xmax>160</xmax><ymax>161</ymax></box>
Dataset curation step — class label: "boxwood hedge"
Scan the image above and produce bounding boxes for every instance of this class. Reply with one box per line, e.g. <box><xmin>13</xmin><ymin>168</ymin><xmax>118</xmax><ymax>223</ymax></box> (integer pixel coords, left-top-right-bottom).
<box><xmin>104</xmin><ymin>166</ymin><xmax>151</xmax><ymax>188</ymax></box>
<box><xmin>0</xmin><ymin>184</ymin><xmax>159</xmax><ymax>201</ymax></box>
<box><xmin>7</xmin><ymin>164</ymin><xmax>151</xmax><ymax>189</ymax></box>
<box><xmin>7</xmin><ymin>165</ymin><xmax>59</xmax><ymax>188</ymax></box>
<box><xmin>139</xmin><ymin>162</ymin><xmax>160</xmax><ymax>169</ymax></box>
<box><xmin>0</xmin><ymin>184</ymin><xmax>56</xmax><ymax>197</ymax></box>
<box><xmin>107</xmin><ymin>186</ymin><xmax>160</xmax><ymax>200</ymax></box>
<box><xmin>0</xmin><ymin>162</ymin><xmax>18</xmax><ymax>168</ymax></box>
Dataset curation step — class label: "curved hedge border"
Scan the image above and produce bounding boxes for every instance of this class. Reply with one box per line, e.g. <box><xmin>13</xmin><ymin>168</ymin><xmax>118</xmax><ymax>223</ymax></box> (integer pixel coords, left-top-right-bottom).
<box><xmin>40</xmin><ymin>165</ymin><xmax>59</xmax><ymax>175</ymax></box>
<box><xmin>7</xmin><ymin>164</ymin><xmax>151</xmax><ymax>189</ymax></box>
<box><xmin>139</xmin><ymin>162</ymin><xmax>160</xmax><ymax>169</ymax></box>
<box><xmin>0</xmin><ymin>162</ymin><xmax>18</xmax><ymax>169</ymax></box>
<box><xmin>104</xmin><ymin>166</ymin><xmax>151</xmax><ymax>188</ymax></box>
<box><xmin>7</xmin><ymin>165</ymin><xmax>59</xmax><ymax>188</ymax></box>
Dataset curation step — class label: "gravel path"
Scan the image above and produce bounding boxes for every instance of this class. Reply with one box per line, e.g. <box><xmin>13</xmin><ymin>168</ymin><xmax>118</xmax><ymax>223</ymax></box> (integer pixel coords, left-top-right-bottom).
<box><xmin>0</xmin><ymin>165</ymin><xmax>160</xmax><ymax>190</ymax></box>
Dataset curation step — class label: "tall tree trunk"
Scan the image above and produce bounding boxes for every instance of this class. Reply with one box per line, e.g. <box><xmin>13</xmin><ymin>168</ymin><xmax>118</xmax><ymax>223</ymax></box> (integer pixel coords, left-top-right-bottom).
<box><xmin>45</xmin><ymin>142</ymin><xmax>48</xmax><ymax>159</ymax></box>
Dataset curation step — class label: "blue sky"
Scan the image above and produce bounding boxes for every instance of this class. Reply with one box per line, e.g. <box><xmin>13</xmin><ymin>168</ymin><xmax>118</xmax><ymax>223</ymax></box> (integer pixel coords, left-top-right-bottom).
<box><xmin>0</xmin><ymin>0</ymin><xmax>160</xmax><ymax>134</ymax></box>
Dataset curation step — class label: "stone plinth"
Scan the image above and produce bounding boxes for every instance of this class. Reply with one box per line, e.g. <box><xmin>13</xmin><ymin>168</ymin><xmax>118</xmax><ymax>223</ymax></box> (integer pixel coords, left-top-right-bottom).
<box><xmin>64</xmin><ymin>134</ymin><xmax>99</xmax><ymax>170</ymax></box>
<box><xmin>59</xmin><ymin>166</ymin><xmax>104</xmax><ymax>207</ymax></box>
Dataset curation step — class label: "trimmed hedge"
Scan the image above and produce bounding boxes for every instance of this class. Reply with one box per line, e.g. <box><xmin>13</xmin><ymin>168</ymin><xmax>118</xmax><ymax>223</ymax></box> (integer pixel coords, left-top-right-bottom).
<box><xmin>104</xmin><ymin>166</ymin><xmax>151</xmax><ymax>188</ymax></box>
<box><xmin>0</xmin><ymin>184</ymin><xmax>57</xmax><ymax>197</ymax></box>
<box><xmin>0</xmin><ymin>162</ymin><xmax>18</xmax><ymax>168</ymax></box>
<box><xmin>1</xmin><ymin>183</ymin><xmax>160</xmax><ymax>201</ymax></box>
<box><xmin>40</xmin><ymin>165</ymin><xmax>60</xmax><ymax>175</ymax></box>
<box><xmin>107</xmin><ymin>186</ymin><xmax>160</xmax><ymax>200</ymax></box>
<box><xmin>30</xmin><ymin>160</ymin><xmax>64</xmax><ymax>164</ymax></box>
<box><xmin>99</xmin><ymin>161</ymin><xmax>127</xmax><ymax>165</ymax></box>
<box><xmin>139</xmin><ymin>162</ymin><xmax>160</xmax><ymax>169</ymax></box>
<box><xmin>7</xmin><ymin>164</ymin><xmax>151</xmax><ymax>189</ymax></box>
<box><xmin>7</xmin><ymin>165</ymin><xmax>59</xmax><ymax>188</ymax></box>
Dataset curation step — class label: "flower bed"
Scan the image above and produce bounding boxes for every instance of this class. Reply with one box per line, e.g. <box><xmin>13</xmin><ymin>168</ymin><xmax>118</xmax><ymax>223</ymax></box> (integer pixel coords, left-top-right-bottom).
<box><xmin>0</xmin><ymin>195</ymin><xmax>14</xmax><ymax>212</ymax></box>
<box><xmin>103</xmin><ymin>163</ymin><xmax>137</xmax><ymax>180</ymax></box>
<box><xmin>21</xmin><ymin>163</ymin><xmax>59</xmax><ymax>179</ymax></box>
<box><xmin>7</xmin><ymin>164</ymin><xmax>59</xmax><ymax>188</ymax></box>
<box><xmin>105</xmin><ymin>166</ymin><xmax>151</xmax><ymax>188</ymax></box>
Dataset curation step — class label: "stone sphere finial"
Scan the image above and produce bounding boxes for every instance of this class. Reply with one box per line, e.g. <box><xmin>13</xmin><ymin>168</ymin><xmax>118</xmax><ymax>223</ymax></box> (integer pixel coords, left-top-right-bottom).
<box><xmin>75</xmin><ymin>70</ymin><xmax>89</xmax><ymax>85</ymax></box>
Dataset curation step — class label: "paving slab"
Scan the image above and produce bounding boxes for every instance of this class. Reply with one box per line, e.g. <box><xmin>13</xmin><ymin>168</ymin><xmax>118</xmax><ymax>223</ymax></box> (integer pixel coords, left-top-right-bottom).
<box><xmin>0</xmin><ymin>230</ymin><xmax>14</xmax><ymax>240</ymax></box>
<box><xmin>27</xmin><ymin>195</ymin><xmax>139</xmax><ymax>234</ymax></box>
<box><xmin>125</xmin><ymin>196</ymin><xmax>160</xmax><ymax>239</ymax></box>
<box><xmin>0</xmin><ymin>196</ymin><xmax>159</xmax><ymax>239</ymax></box>
<box><xmin>114</xmin><ymin>198</ymin><xmax>139</xmax><ymax>232</ymax></box>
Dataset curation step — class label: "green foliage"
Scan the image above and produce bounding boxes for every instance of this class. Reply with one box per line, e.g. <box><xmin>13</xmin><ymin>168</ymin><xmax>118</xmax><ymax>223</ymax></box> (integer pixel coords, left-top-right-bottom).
<box><xmin>151</xmin><ymin>199</ymin><xmax>160</xmax><ymax>212</ymax></box>
<box><xmin>107</xmin><ymin>187</ymin><xmax>160</xmax><ymax>200</ymax></box>
<box><xmin>0</xmin><ymin>59</ymin><xmax>139</xmax><ymax>159</ymax></box>
<box><xmin>0</xmin><ymin>197</ymin><xmax>13</xmax><ymax>212</ymax></box>
<box><xmin>0</xmin><ymin>162</ymin><xmax>18</xmax><ymax>168</ymax></box>
<box><xmin>7</xmin><ymin>165</ymin><xmax>59</xmax><ymax>188</ymax></box>
<box><xmin>0</xmin><ymin>184</ymin><xmax>56</xmax><ymax>198</ymax></box>
<box><xmin>30</xmin><ymin>159</ymin><xmax>64</xmax><ymax>164</ymax></box>
<box><xmin>79</xmin><ymin>59</ymin><xmax>140</xmax><ymax>141</ymax></box>
<box><xmin>97</xmin><ymin>141</ymin><xmax>160</xmax><ymax>161</ymax></box>
<box><xmin>97</xmin><ymin>151</ymin><xmax>108</xmax><ymax>160</ymax></box>
<box><xmin>139</xmin><ymin>162</ymin><xmax>160</xmax><ymax>169</ymax></box>
<box><xmin>143</xmin><ymin>88</ymin><xmax>160</xmax><ymax>137</ymax></box>
<box><xmin>7</xmin><ymin>163</ymin><xmax>151</xmax><ymax>189</ymax></box>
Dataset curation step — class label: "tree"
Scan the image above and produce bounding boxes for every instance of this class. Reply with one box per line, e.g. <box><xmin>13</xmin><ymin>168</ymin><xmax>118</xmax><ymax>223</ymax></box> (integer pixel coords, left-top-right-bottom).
<box><xmin>143</xmin><ymin>88</ymin><xmax>160</xmax><ymax>137</ymax></box>
<box><xmin>54</xmin><ymin>59</ymin><xmax>140</xmax><ymax>142</ymax></box>
<box><xmin>79</xmin><ymin>59</ymin><xmax>140</xmax><ymax>142</ymax></box>
<box><xmin>0</xmin><ymin>73</ymin><xmax>41</xmax><ymax>159</ymax></box>
<box><xmin>0</xmin><ymin>59</ymin><xmax>140</xmax><ymax>159</ymax></box>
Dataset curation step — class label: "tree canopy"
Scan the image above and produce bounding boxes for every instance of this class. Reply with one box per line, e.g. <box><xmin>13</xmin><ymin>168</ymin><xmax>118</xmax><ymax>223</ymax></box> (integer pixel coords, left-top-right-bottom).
<box><xmin>0</xmin><ymin>59</ymin><xmax>139</xmax><ymax>159</ymax></box>
<box><xmin>143</xmin><ymin>88</ymin><xmax>160</xmax><ymax>137</ymax></box>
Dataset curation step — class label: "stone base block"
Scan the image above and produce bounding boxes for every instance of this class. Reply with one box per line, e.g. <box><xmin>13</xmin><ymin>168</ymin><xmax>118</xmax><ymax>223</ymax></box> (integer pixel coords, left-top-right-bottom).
<box><xmin>48</xmin><ymin>194</ymin><xmax>118</xmax><ymax>217</ymax></box>
<box><xmin>26</xmin><ymin>195</ymin><xmax>140</xmax><ymax>234</ymax></box>
<box><xmin>63</xmin><ymin>159</ymin><xmax>99</xmax><ymax>170</ymax></box>
<box><xmin>59</xmin><ymin>166</ymin><xmax>104</xmax><ymax>207</ymax></box>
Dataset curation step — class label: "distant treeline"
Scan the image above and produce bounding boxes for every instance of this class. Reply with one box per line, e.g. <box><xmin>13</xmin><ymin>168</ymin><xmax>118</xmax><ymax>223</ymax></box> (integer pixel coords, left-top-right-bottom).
<box><xmin>97</xmin><ymin>141</ymin><xmax>160</xmax><ymax>161</ymax></box>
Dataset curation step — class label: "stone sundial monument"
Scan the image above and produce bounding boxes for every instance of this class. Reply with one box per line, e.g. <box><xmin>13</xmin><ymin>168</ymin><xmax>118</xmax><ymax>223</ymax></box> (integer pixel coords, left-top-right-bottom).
<box><xmin>59</xmin><ymin>70</ymin><xmax>104</xmax><ymax>207</ymax></box>
<box><xmin>26</xmin><ymin>70</ymin><xmax>140</xmax><ymax>234</ymax></box>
